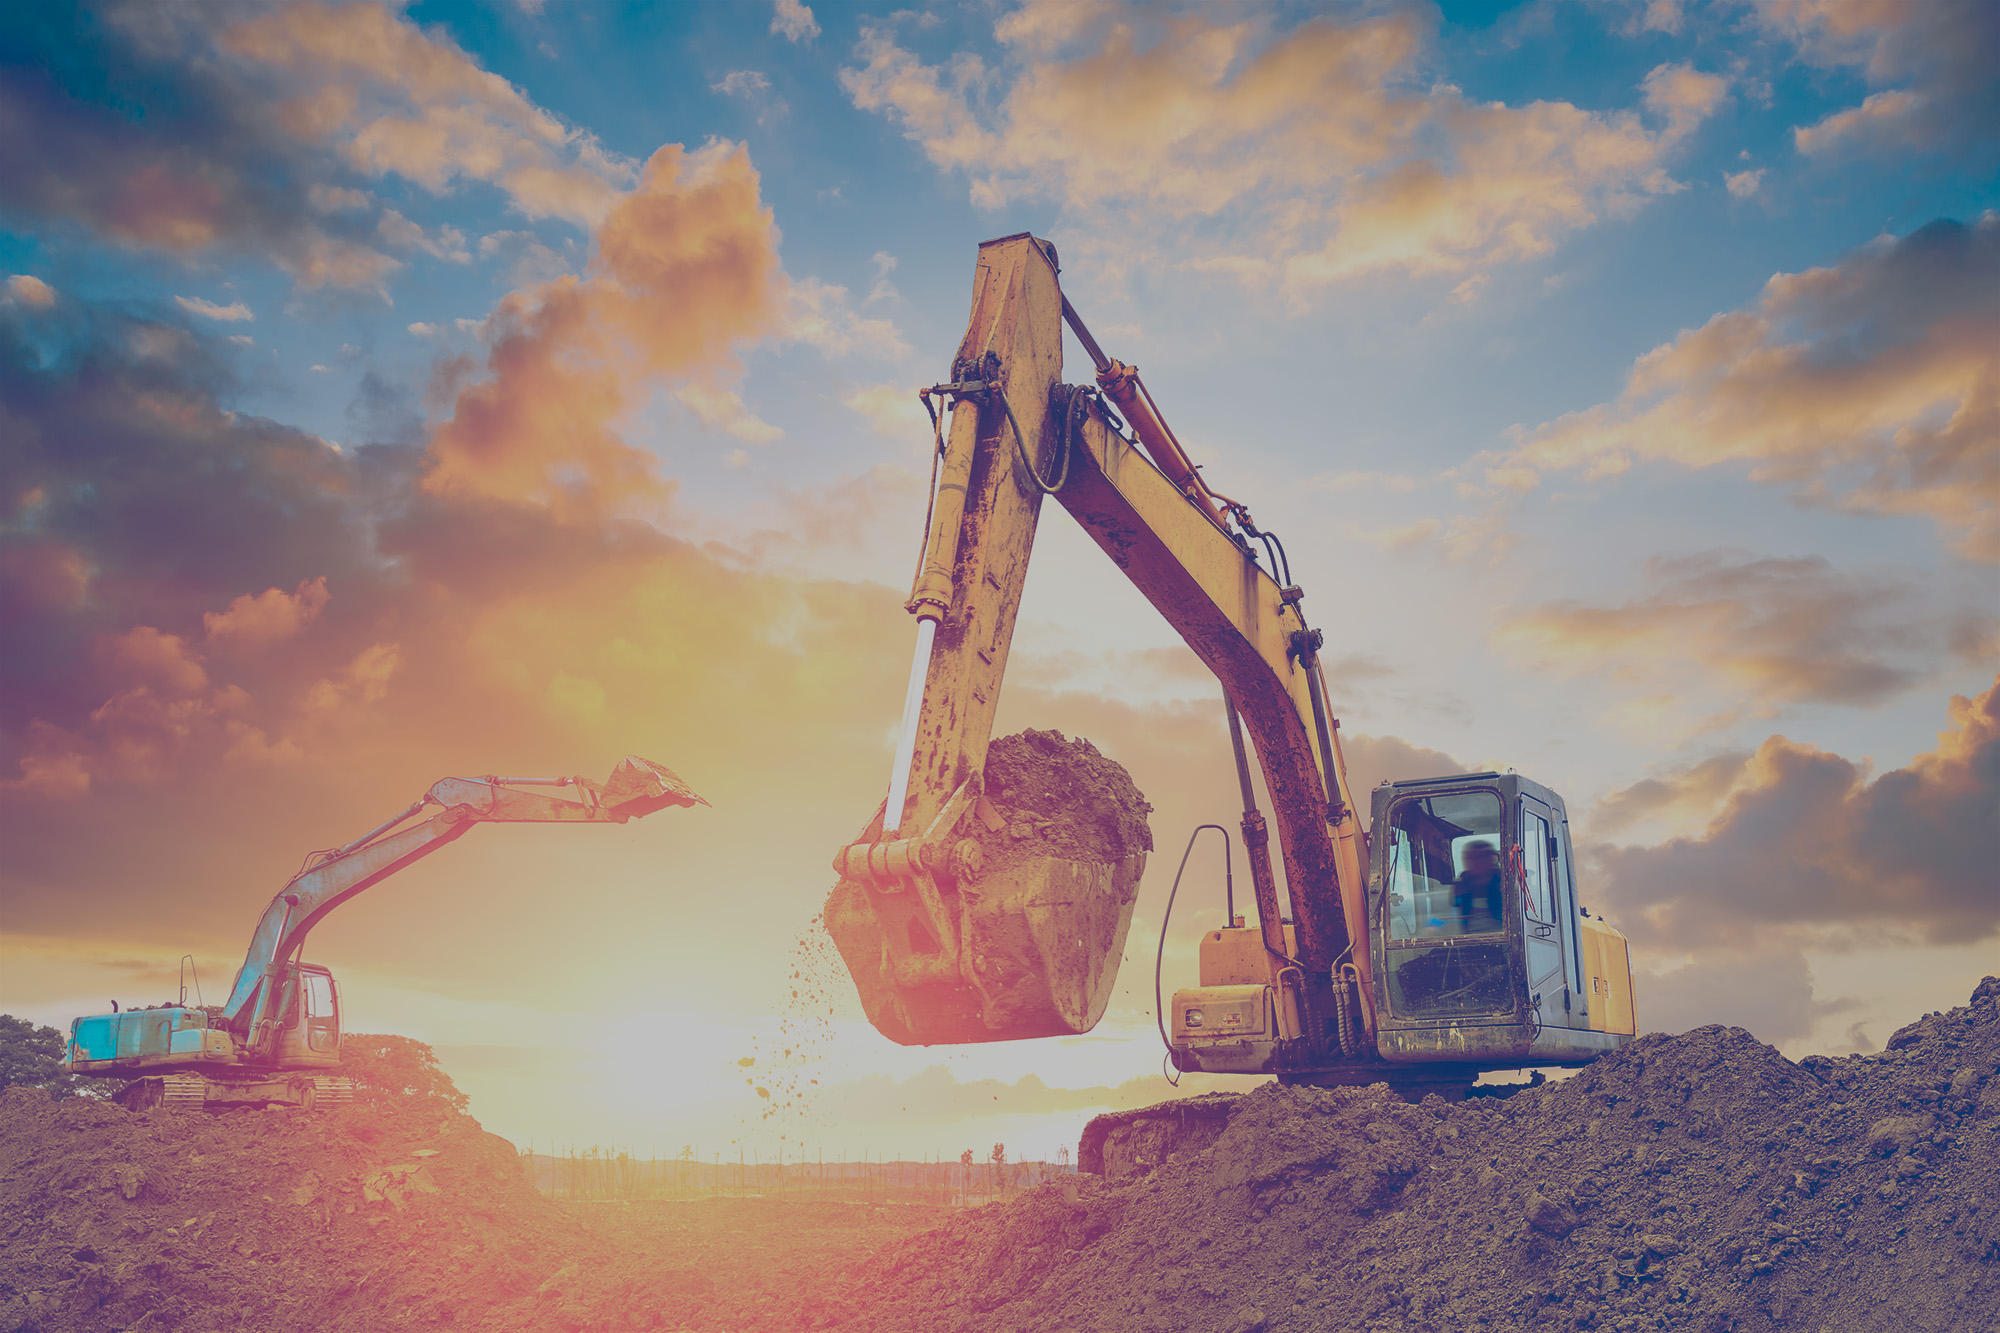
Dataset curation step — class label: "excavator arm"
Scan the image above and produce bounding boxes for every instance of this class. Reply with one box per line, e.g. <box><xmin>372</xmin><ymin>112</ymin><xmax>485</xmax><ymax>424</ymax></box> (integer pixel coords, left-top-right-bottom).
<box><xmin>221</xmin><ymin>756</ymin><xmax>703</xmax><ymax>1059</ymax></box>
<box><xmin>828</xmin><ymin>234</ymin><xmax>1374</xmax><ymax>1059</ymax></box>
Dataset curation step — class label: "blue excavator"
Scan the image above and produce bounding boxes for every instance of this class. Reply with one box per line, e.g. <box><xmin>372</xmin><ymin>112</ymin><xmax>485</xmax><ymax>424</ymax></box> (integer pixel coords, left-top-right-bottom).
<box><xmin>65</xmin><ymin>756</ymin><xmax>703</xmax><ymax>1111</ymax></box>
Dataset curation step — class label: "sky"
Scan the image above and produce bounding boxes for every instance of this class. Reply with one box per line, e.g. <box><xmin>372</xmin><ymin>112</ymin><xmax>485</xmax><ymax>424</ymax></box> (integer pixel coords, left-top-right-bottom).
<box><xmin>1</xmin><ymin>0</ymin><xmax>1994</xmax><ymax>1164</ymax></box>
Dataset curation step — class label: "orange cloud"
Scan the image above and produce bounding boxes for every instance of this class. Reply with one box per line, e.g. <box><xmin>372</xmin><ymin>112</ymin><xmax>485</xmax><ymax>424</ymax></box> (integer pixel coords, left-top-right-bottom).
<box><xmin>5</xmin><ymin>275</ymin><xmax>56</xmax><ymax>308</ymax></box>
<box><xmin>203</xmin><ymin>578</ymin><xmax>331</xmax><ymax>645</ymax></box>
<box><xmin>422</xmin><ymin>142</ymin><xmax>785</xmax><ymax>507</ymax></box>
<box><xmin>841</xmin><ymin>3</ymin><xmax>1724</xmax><ymax>291</ymax></box>
<box><xmin>1514</xmin><ymin>215</ymin><xmax>2000</xmax><ymax>560</ymax></box>
<box><xmin>1587</xmin><ymin>751</ymin><xmax>1754</xmax><ymax>838</ymax></box>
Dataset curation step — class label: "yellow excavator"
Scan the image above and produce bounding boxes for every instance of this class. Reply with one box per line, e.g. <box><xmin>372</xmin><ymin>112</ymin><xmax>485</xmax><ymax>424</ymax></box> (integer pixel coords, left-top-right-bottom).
<box><xmin>825</xmin><ymin>234</ymin><xmax>1635</xmax><ymax>1100</ymax></box>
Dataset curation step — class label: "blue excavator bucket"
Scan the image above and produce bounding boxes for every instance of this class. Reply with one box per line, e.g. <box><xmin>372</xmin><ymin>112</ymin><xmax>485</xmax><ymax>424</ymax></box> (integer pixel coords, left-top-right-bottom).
<box><xmin>597</xmin><ymin>756</ymin><xmax>707</xmax><ymax>821</ymax></box>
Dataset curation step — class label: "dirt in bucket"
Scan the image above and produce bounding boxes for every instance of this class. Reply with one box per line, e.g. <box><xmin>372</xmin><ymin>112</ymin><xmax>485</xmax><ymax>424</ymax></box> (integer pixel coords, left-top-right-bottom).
<box><xmin>975</xmin><ymin>729</ymin><xmax>1153</xmax><ymax>875</ymax></box>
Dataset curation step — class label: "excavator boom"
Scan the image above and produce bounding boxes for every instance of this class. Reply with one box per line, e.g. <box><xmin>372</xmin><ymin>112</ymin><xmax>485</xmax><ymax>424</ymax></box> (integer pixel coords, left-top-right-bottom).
<box><xmin>826</xmin><ymin>234</ymin><xmax>1372</xmax><ymax>1059</ymax></box>
<box><xmin>67</xmin><ymin>755</ymin><xmax>703</xmax><ymax>1097</ymax></box>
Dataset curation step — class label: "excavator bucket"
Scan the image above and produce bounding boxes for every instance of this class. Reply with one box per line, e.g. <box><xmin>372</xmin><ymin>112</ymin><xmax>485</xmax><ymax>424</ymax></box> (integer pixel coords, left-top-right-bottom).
<box><xmin>825</xmin><ymin>731</ymin><xmax>1152</xmax><ymax>1045</ymax></box>
<box><xmin>826</xmin><ymin>849</ymin><xmax>1145</xmax><ymax>1044</ymax></box>
<box><xmin>598</xmin><ymin>756</ymin><xmax>707</xmax><ymax>821</ymax></box>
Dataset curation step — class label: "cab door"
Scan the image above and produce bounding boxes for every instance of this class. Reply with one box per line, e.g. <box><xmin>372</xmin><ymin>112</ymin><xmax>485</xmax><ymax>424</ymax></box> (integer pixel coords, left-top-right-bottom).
<box><xmin>304</xmin><ymin>969</ymin><xmax>339</xmax><ymax>1053</ymax></box>
<box><xmin>1517</xmin><ymin>797</ymin><xmax>1566</xmax><ymax>1001</ymax></box>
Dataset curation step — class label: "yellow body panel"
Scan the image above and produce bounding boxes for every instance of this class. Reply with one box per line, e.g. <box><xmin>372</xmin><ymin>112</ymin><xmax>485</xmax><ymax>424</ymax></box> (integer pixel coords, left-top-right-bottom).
<box><xmin>1197</xmin><ymin>924</ymin><xmax>1299</xmax><ymax>987</ymax></box>
<box><xmin>1579</xmin><ymin>915</ymin><xmax>1636</xmax><ymax>1036</ymax></box>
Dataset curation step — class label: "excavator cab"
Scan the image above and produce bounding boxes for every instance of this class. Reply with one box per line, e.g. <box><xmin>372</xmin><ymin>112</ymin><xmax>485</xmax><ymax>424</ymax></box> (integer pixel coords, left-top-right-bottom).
<box><xmin>269</xmin><ymin>962</ymin><xmax>343</xmax><ymax>1066</ymax></box>
<box><xmin>1167</xmin><ymin>772</ymin><xmax>1635</xmax><ymax>1088</ymax></box>
<box><xmin>1368</xmin><ymin>773</ymin><xmax>1634</xmax><ymax>1067</ymax></box>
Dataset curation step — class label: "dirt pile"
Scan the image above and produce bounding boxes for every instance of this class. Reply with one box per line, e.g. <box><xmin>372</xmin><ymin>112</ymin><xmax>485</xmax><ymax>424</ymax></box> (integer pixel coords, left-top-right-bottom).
<box><xmin>0</xmin><ymin>1091</ymin><xmax>769</xmax><ymax>1333</ymax></box>
<box><xmin>802</xmin><ymin>977</ymin><xmax>2000</xmax><ymax>1333</ymax></box>
<box><xmin>9</xmin><ymin>979</ymin><xmax>1997</xmax><ymax>1331</ymax></box>
<box><xmin>978</xmin><ymin>729</ymin><xmax>1153</xmax><ymax>872</ymax></box>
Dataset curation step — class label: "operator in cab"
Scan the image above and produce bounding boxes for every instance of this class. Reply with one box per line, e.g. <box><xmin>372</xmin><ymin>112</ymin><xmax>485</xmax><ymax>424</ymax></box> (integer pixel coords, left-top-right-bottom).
<box><xmin>1453</xmin><ymin>840</ymin><xmax>1503</xmax><ymax>934</ymax></box>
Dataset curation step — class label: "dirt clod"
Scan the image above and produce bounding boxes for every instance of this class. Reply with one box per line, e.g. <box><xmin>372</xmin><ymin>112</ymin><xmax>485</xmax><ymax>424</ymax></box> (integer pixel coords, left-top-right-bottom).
<box><xmin>1525</xmin><ymin>1190</ymin><xmax>1578</xmax><ymax>1236</ymax></box>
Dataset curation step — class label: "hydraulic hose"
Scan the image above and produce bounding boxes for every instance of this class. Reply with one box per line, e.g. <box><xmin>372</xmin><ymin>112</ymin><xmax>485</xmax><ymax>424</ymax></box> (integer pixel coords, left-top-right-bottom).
<box><xmin>1156</xmin><ymin>824</ymin><xmax>1232</xmax><ymax>1068</ymax></box>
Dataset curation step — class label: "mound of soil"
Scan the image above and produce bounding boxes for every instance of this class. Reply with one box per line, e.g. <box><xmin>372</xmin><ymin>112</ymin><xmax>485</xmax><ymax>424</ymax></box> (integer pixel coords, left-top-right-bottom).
<box><xmin>0</xmin><ymin>1091</ymin><xmax>937</xmax><ymax>1333</ymax></box>
<box><xmin>978</xmin><ymin>729</ymin><xmax>1153</xmax><ymax>872</ymax></box>
<box><xmin>9</xmin><ymin>979</ymin><xmax>1996</xmax><ymax>1331</ymax></box>
<box><xmin>798</xmin><ymin>977</ymin><xmax>2000</xmax><ymax>1333</ymax></box>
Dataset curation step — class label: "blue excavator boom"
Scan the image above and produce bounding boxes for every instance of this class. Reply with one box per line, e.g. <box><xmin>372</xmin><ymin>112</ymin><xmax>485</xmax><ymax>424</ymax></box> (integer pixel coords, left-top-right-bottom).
<box><xmin>65</xmin><ymin>756</ymin><xmax>703</xmax><ymax>1110</ymax></box>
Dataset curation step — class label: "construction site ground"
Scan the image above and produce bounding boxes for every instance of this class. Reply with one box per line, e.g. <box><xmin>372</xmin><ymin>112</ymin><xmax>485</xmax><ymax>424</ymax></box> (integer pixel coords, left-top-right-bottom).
<box><xmin>6</xmin><ymin>976</ymin><xmax>1999</xmax><ymax>1332</ymax></box>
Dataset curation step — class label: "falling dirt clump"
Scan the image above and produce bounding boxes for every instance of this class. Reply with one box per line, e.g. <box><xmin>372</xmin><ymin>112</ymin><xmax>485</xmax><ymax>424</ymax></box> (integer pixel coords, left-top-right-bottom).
<box><xmin>979</xmin><ymin>729</ymin><xmax>1152</xmax><ymax>873</ymax></box>
<box><xmin>792</xmin><ymin>976</ymin><xmax>2000</xmax><ymax>1333</ymax></box>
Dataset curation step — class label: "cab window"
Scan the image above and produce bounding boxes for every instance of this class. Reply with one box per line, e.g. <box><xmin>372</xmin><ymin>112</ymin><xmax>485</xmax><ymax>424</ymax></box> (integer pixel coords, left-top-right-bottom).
<box><xmin>1383</xmin><ymin>789</ymin><xmax>1513</xmax><ymax>1019</ymax></box>
<box><xmin>1384</xmin><ymin>790</ymin><xmax>1504</xmax><ymax>939</ymax></box>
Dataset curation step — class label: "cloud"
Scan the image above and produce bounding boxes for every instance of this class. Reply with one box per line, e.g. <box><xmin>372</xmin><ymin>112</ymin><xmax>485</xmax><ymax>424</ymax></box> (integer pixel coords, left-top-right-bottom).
<box><xmin>477</xmin><ymin>229</ymin><xmax>576</xmax><ymax>287</ymax></box>
<box><xmin>174</xmin><ymin>295</ymin><xmax>254</xmax><ymax>322</ymax></box>
<box><xmin>712</xmin><ymin>69</ymin><xmax>789</xmax><ymax>126</ymax></box>
<box><xmin>307</xmin><ymin>184</ymin><xmax>371</xmax><ymax>213</ymax></box>
<box><xmin>842</xmin><ymin>384</ymin><xmax>928</xmax><ymax>442</ymax></box>
<box><xmin>378</xmin><ymin>209</ymin><xmax>472</xmax><ymax>263</ymax></box>
<box><xmin>1723</xmin><ymin>167</ymin><xmax>1764</xmax><ymax>197</ymax></box>
<box><xmin>1632</xmin><ymin>949</ymin><xmax>1852</xmax><ymax>1044</ymax></box>
<box><xmin>422</xmin><ymin>141</ymin><xmax>786</xmax><ymax>506</ymax></box>
<box><xmin>866</xmin><ymin>251</ymin><xmax>899</xmax><ymax>304</ymax></box>
<box><xmin>1758</xmin><ymin>0</ymin><xmax>2000</xmax><ymax>164</ymax></box>
<box><xmin>1494</xmin><ymin>550</ymin><xmax>1997</xmax><ymax>718</ymax></box>
<box><xmin>771</xmin><ymin>0</ymin><xmax>821</xmax><ymax>44</ymax></box>
<box><xmin>5</xmin><ymin>276</ymin><xmax>56</xmax><ymax>308</ymax></box>
<box><xmin>1588</xmin><ymin>750</ymin><xmax>1753</xmax><ymax>838</ymax></box>
<box><xmin>713</xmin><ymin>71</ymin><xmax>772</xmax><ymax>98</ymax></box>
<box><xmin>0</xmin><ymin>2</ymin><xmax>398</xmax><ymax>290</ymax></box>
<box><xmin>203</xmin><ymin>578</ymin><xmax>331</xmax><ymax>646</ymax></box>
<box><xmin>1627</xmin><ymin>0</ymin><xmax>1687</xmax><ymax>37</ymax></box>
<box><xmin>839</xmin><ymin>3</ymin><xmax>1724</xmax><ymax>292</ymax></box>
<box><xmin>1589</xmin><ymin>674</ymin><xmax>2000</xmax><ymax>952</ymax></box>
<box><xmin>221</xmin><ymin>1</ymin><xmax>636</xmax><ymax>229</ymax></box>
<box><xmin>0</xmin><ymin>262</ymin><xmax>911</xmax><ymax>957</ymax></box>
<box><xmin>785</xmin><ymin>278</ymin><xmax>911</xmax><ymax>359</ymax></box>
<box><xmin>1513</xmin><ymin>214</ymin><xmax>2000</xmax><ymax>560</ymax></box>
<box><xmin>677</xmin><ymin>383</ymin><xmax>783</xmax><ymax>444</ymax></box>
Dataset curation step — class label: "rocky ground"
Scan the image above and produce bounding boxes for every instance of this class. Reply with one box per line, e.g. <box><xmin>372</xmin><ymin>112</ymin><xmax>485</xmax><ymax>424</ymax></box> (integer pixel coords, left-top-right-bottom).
<box><xmin>4</xmin><ymin>977</ymin><xmax>1996</xmax><ymax>1332</ymax></box>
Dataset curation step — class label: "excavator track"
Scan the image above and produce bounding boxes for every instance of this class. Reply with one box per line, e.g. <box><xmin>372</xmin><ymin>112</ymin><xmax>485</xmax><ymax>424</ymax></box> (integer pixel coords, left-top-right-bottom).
<box><xmin>116</xmin><ymin>1074</ymin><xmax>357</xmax><ymax>1112</ymax></box>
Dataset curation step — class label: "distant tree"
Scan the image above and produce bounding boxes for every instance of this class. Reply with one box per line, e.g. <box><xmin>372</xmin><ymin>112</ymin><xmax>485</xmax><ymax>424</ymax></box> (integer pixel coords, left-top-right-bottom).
<box><xmin>0</xmin><ymin>1015</ymin><xmax>111</xmax><ymax>1100</ymax></box>
<box><xmin>335</xmin><ymin>1033</ymin><xmax>469</xmax><ymax>1112</ymax></box>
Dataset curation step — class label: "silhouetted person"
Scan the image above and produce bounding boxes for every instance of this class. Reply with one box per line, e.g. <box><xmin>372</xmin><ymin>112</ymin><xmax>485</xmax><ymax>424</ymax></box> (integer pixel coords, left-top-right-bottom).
<box><xmin>1453</xmin><ymin>840</ymin><xmax>1503</xmax><ymax>934</ymax></box>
